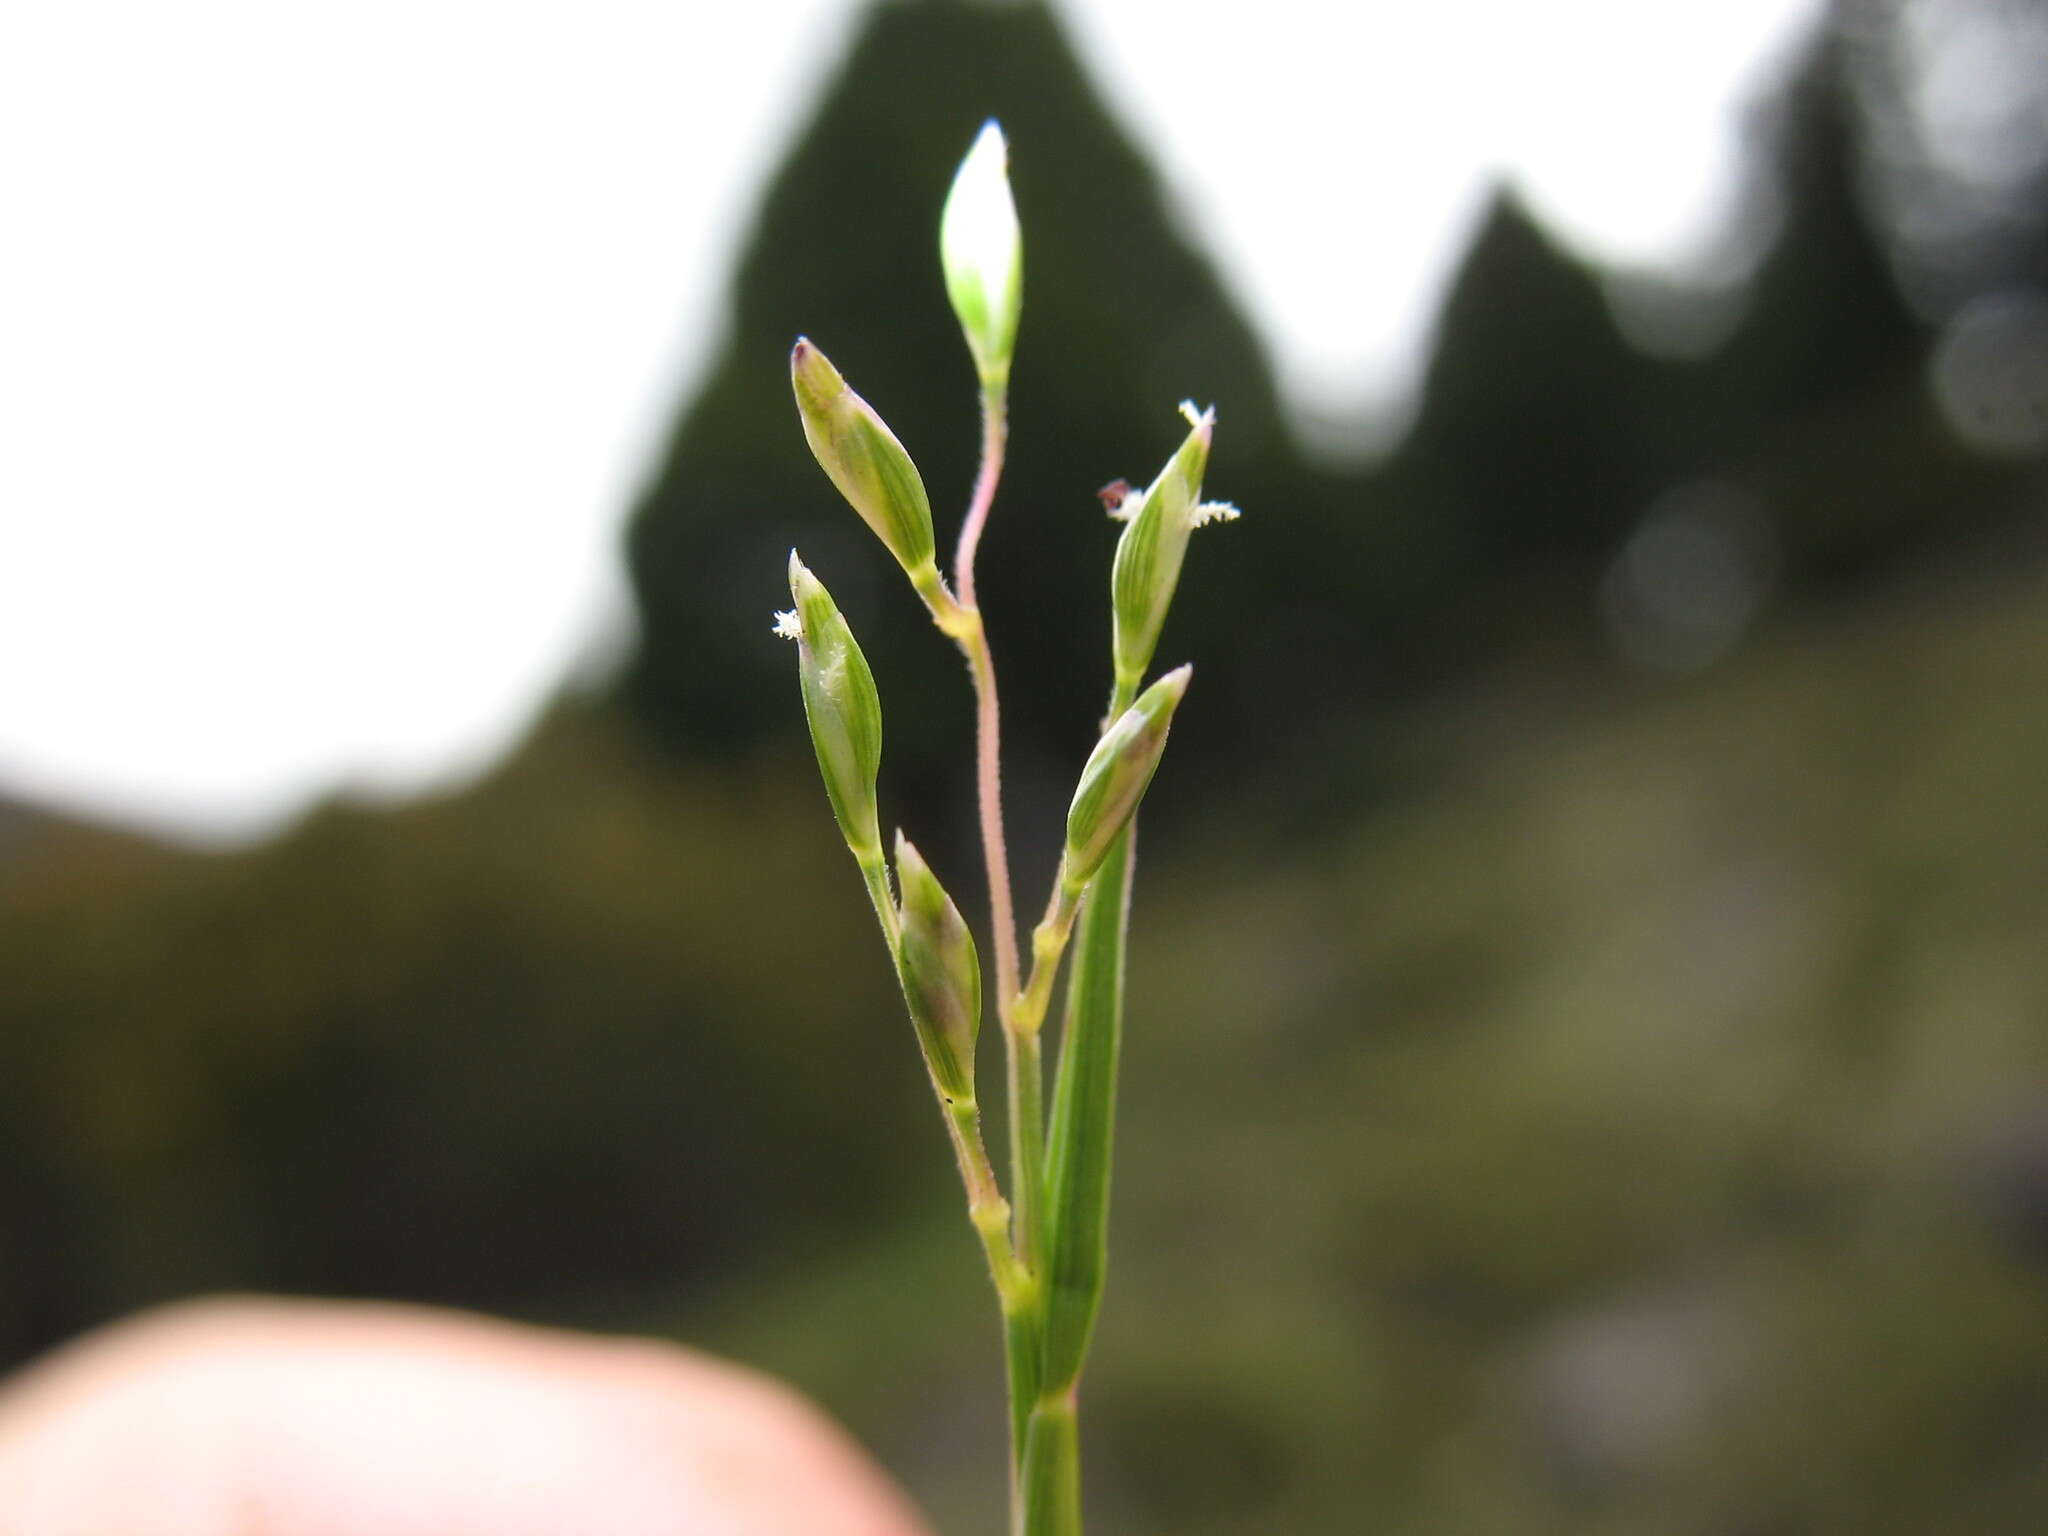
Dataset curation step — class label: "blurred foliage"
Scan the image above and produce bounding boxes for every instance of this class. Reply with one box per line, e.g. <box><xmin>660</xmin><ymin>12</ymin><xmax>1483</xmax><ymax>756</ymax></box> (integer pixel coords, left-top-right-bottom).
<box><xmin>6</xmin><ymin>0</ymin><xmax>2048</xmax><ymax>1531</ymax></box>
<box><xmin>0</xmin><ymin>715</ymin><xmax>943</xmax><ymax>1345</ymax></box>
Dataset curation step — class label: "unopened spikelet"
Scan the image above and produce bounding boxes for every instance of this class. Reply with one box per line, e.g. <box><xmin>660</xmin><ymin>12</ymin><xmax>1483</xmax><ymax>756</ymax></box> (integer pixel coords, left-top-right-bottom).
<box><xmin>781</xmin><ymin>552</ymin><xmax>883</xmax><ymax>861</ymax></box>
<box><xmin>893</xmin><ymin>832</ymin><xmax>981</xmax><ymax>1103</ymax></box>
<box><xmin>939</xmin><ymin>120</ymin><xmax>1023</xmax><ymax>392</ymax></box>
<box><xmin>1063</xmin><ymin>664</ymin><xmax>1192</xmax><ymax>891</ymax></box>
<box><xmin>1109</xmin><ymin>404</ymin><xmax>1237</xmax><ymax>688</ymax></box>
<box><xmin>791</xmin><ymin>339</ymin><xmax>939</xmax><ymax>579</ymax></box>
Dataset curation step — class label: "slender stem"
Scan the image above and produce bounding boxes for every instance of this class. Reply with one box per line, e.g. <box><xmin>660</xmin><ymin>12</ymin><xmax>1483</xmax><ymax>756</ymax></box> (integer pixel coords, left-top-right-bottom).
<box><xmin>943</xmin><ymin>386</ymin><xmax>1037</xmax><ymax>1271</ymax></box>
<box><xmin>857</xmin><ymin>848</ymin><xmax>902</xmax><ymax>952</ymax></box>
<box><xmin>1107</xmin><ymin>672</ymin><xmax>1139</xmax><ymax>725</ymax></box>
<box><xmin>955</xmin><ymin>386</ymin><xmax>1008</xmax><ymax>615</ymax></box>
<box><xmin>961</xmin><ymin>627</ymin><xmax>1020</xmax><ymax>1013</ymax></box>
<box><xmin>944</xmin><ymin>385</ymin><xmax>1047</xmax><ymax>1536</ymax></box>
<box><xmin>948</xmin><ymin>1099</ymin><xmax>1023</xmax><ymax>1300</ymax></box>
<box><xmin>951</xmin><ymin>386</ymin><xmax>1019</xmax><ymax>1016</ymax></box>
<box><xmin>1014</xmin><ymin>877</ymin><xmax>1081</xmax><ymax>1037</ymax></box>
<box><xmin>861</xmin><ymin>850</ymin><xmax>1021</xmax><ymax>1300</ymax></box>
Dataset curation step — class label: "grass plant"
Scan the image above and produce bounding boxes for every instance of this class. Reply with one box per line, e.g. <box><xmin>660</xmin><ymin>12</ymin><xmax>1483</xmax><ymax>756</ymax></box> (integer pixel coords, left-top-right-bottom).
<box><xmin>776</xmin><ymin>121</ymin><xmax>1237</xmax><ymax>1536</ymax></box>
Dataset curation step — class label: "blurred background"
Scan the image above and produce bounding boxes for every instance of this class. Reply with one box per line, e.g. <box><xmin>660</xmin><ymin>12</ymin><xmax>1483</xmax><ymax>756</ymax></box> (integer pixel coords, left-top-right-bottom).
<box><xmin>5</xmin><ymin>0</ymin><xmax>2048</xmax><ymax>1528</ymax></box>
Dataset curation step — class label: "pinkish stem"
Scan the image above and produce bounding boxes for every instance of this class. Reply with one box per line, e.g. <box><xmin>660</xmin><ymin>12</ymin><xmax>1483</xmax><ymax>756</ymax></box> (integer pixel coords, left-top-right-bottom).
<box><xmin>955</xmin><ymin>392</ymin><xmax>1018</xmax><ymax>1016</ymax></box>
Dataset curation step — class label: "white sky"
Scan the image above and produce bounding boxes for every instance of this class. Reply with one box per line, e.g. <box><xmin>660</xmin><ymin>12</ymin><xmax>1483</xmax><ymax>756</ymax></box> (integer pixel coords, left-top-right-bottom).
<box><xmin>0</xmin><ymin>0</ymin><xmax>1822</xmax><ymax>843</ymax></box>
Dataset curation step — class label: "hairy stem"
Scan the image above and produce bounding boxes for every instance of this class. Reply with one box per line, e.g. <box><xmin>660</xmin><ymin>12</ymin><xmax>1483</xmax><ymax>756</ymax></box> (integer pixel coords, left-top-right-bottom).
<box><xmin>955</xmin><ymin>394</ymin><xmax>1020</xmax><ymax>1018</ymax></box>
<box><xmin>943</xmin><ymin>386</ymin><xmax>1049</xmax><ymax>1535</ymax></box>
<box><xmin>954</xmin><ymin>386</ymin><xmax>1008</xmax><ymax>616</ymax></box>
<box><xmin>942</xmin><ymin>389</ymin><xmax>1042</xmax><ymax>1270</ymax></box>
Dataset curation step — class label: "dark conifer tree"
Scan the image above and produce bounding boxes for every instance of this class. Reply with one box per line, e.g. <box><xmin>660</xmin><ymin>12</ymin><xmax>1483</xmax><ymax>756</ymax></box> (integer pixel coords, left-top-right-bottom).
<box><xmin>619</xmin><ymin>0</ymin><xmax>1338</xmax><ymax>841</ymax></box>
<box><xmin>1386</xmin><ymin>188</ymin><xmax>1671</xmax><ymax>592</ymax></box>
